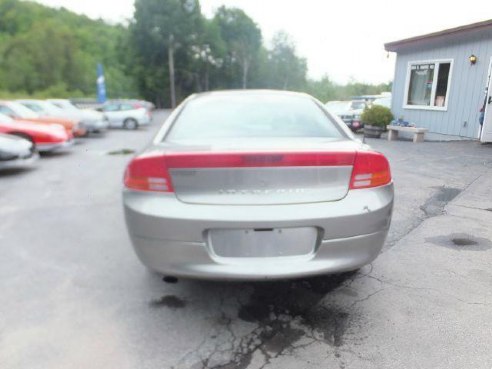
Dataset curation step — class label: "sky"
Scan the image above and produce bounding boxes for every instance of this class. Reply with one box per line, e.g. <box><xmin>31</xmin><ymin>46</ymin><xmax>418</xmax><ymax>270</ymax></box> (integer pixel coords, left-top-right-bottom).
<box><xmin>35</xmin><ymin>0</ymin><xmax>491</xmax><ymax>84</ymax></box>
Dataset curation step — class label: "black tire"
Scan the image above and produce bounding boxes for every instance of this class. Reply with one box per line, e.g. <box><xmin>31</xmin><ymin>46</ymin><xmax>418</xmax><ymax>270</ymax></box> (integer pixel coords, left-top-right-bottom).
<box><xmin>123</xmin><ymin>118</ymin><xmax>138</xmax><ymax>130</ymax></box>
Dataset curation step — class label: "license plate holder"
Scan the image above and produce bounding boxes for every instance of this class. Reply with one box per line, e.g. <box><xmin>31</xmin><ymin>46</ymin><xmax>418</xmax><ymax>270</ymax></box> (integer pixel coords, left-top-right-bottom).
<box><xmin>208</xmin><ymin>227</ymin><xmax>318</xmax><ymax>258</ymax></box>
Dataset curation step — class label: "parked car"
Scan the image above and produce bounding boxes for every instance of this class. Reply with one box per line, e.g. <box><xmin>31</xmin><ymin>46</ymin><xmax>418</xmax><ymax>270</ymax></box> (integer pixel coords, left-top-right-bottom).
<box><xmin>123</xmin><ymin>90</ymin><xmax>394</xmax><ymax>280</ymax></box>
<box><xmin>138</xmin><ymin>100</ymin><xmax>156</xmax><ymax>112</ymax></box>
<box><xmin>0</xmin><ymin>133</ymin><xmax>39</xmax><ymax>170</ymax></box>
<box><xmin>0</xmin><ymin>113</ymin><xmax>72</xmax><ymax>153</ymax></box>
<box><xmin>19</xmin><ymin>99</ymin><xmax>108</xmax><ymax>134</ymax></box>
<box><xmin>99</xmin><ymin>101</ymin><xmax>151</xmax><ymax>129</ymax></box>
<box><xmin>325</xmin><ymin>100</ymin><xmax>367</xmax><ymax>132</ymax></box>
<box><xmin>111</xmin><ymin>99</ymin><xmax>155</xmax><ymax>112</ymax></box>
<box><xmin>372</xmin><ymin>96</ymin><xmax>392</xmax><ymax>109</ymax></box>
<box><xmin>0</xmin><ymin>100</ymin><xmax>86</xmax><ymax>137</ymax></box>
<box><xmin>325</xmin><ymin>101</ymin><xmax>351</xmax><ymax>115</ymax></box>
<box><xmin>129</xmin><ymin>99</ymin><xmax>155</xmax><ymax>112</ymax></box>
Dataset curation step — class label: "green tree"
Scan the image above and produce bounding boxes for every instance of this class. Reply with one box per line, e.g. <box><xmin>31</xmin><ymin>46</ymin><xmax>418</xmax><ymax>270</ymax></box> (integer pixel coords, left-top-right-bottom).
<box><xmin>304</xmin><ymin>77</ymin><xmax>392</xmax><ymax>102</ymax></box>
<box><xmin>0</xmin><ymin>20</ymin><xmax>84</xmax><ymax>94</ymax></box>
<box><xmin>0</xmin><ymin>0</ymin><xmax>393</xmax><ymax>105</ymax></box>
<box><xmin>266</xmin><ymin>31</ymin><xmax>307</xmax><ymax>90</ymax></box>
<box><xmin>304</xmin><ymin>76</ymin><xmax>339</xmax><ymax>102</ymax></box>
<box><xmin>0</xmin><ymin>0</ymin><xmax>135</xmax><ymax>98</ymax></box>
<box><xmin>131</xmin><ymin>0</ymin><xmax>202</xmax><ymax>107</ymax></box>
<box><xmin>214</xmin><ymin>6</ymin><xmax>262</xmax><ymax>89</ymax></box>
<box><xmin>187</xmin><ymin>18</ymin><xmax>226</xmax><ymax>91</ymax></box>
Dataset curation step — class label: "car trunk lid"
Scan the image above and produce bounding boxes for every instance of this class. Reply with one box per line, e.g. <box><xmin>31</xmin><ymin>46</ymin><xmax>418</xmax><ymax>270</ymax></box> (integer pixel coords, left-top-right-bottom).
<box><xmin>163</xmin><ymin>138</ymin><xmax>359</xmax><ymax>205</ymax></box>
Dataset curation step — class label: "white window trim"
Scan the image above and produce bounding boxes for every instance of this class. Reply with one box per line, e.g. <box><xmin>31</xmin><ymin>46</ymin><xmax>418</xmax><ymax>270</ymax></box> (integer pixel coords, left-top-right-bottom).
<box><xmin>403</xmin><ymin>58</ymin><xmax>454</xmax><ymax>112</ymax></box>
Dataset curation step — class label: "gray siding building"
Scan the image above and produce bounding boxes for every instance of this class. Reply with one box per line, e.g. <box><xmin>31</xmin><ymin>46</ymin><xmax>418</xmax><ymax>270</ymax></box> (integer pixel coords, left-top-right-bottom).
<box><xmin>385</xmin><ymin>20</ymin><xmax>492</xmax><ymax>142</ymax></box>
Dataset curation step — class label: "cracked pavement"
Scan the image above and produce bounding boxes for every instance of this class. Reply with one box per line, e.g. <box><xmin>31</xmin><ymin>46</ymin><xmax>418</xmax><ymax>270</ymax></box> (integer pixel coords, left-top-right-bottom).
<box><xmin>1</xmin><ymin>110</ymin><xmax>492</xmax><ymax>368</ymax></box>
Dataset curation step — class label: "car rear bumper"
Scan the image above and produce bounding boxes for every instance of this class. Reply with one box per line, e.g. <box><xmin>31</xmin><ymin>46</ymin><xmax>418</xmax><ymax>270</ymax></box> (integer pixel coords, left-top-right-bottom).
<box><xmin>128</xmin><ymin>230</ymin><xmax>388</xmax><ymax>280</ymax></box>
<box><xmin>123</xmin><ymin>184</ymin><xmax>393</xmax><ymax>280</ymax></box>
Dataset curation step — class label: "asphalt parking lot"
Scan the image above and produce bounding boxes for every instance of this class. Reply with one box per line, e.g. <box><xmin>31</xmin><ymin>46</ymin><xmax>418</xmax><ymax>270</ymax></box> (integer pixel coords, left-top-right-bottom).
<box><xmin>1</xmin><ymin>110</ymin><xmax>492</xmax><ymax>369</ymax></box>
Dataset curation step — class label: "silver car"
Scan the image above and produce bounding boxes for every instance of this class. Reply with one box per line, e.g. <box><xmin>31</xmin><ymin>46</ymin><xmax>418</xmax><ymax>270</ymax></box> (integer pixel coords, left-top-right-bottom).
<box><xmin>20</xmin><ymin>99</ymin><xmax>109</xmax><ymax>134</ymax></box>
<box><xmin>123</xmin><ymin>90</ymin><xmax>394</xmax><ymax>280</ymax></box>
<box><xmin>99</xmin><ymin>101</ymin><xmax>151</xmax><ymax>129</ymax></box>
<box><xmin>47</xmin><ymin>99</ymin><xmax>110</xmax><ymax>133</ymax></box>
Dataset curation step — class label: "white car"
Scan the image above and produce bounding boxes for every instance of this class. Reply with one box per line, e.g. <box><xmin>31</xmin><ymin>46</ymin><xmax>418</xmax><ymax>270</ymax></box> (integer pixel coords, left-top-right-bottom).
<box><xmin>100</xmin><ymin>102</ymin><xmax>151</xmax><ymax>130</ymax></box>
<box><xmin>47</xmin><ymin>99</ymin><xmax>109</xmax><ymax>134</ymax></box>
<box><xmin>372</xmin><ymin>96</ymin><xmax>392</xmax><ymax>109</ymax></box>
<box><xmin>19</xmin><ymin>99</ymin><xmax>108</xmax><ymax>134</ymax></box>
<box><xmin>325</xmin><ymin>100</ymin><xmax>367</xmax><ymax>132</ymax></box>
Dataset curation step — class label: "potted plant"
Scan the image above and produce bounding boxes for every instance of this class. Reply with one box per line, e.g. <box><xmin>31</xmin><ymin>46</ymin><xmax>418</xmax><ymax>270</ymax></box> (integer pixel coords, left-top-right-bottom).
<box><xmin>361</xmin><ymin>105</ymin><xmax>393</xmax><ymax>138</ymax></box>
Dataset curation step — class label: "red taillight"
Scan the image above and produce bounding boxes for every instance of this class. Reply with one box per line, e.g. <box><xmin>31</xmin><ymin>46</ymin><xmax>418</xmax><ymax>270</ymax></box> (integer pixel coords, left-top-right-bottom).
<box><xmin>164</xmin><ymin>151</ymin><xmax>356</xmax><ymax>168</ymax></box>
<box><xmin>124</xmin><ymin>154</ymin><xmax>173</xmax><ymax>192</ymax></box>
<box><xmin>124</xmin><ymin>151</ymin><xmax>357</xmax><ymax>193</ymax></box>
<box><xmin>349</xmin><ymin>151</ymin><xmax>391</xmax><ymax>190</ymax></box>
<box><xmin>125</xmin><ymin>151</ymin><xmax>391</xmax><ymax>193</ymax></box>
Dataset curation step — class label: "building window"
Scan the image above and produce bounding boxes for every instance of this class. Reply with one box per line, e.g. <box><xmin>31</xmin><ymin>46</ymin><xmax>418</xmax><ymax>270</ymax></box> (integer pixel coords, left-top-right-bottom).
<box><xmin>405</xmin><ymin>60</ymin><xmax>452</xmax><ymax>110</ymax></box>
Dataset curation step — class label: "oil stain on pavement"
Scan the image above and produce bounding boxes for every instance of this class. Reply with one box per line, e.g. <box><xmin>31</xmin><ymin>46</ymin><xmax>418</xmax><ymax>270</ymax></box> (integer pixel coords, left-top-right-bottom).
<box><xmin>107</xmin><ymin>148</ymin><xmax>135</xmax><ymax>155</ymax></box>
<box><xmin>150</xmin><ymin>295</ymin><xmax>187</xmax><ymax>309</ymax></box>
<box><xmin>426</xmin><ymin>233</ymin><xmax>492</xmax><ymax>251</ymax></box>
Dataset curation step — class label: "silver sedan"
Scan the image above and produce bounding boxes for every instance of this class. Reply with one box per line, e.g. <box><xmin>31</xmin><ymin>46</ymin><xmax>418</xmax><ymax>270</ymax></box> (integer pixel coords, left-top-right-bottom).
<box><xmin>99</xmin><ymin>102</ymin><xmax>151</xmax><ymax>130</ymax></box>
<box><xmin>123</xmin><ymin>90</ymin><xmax>394</xmax><ymax>280</ymax></box>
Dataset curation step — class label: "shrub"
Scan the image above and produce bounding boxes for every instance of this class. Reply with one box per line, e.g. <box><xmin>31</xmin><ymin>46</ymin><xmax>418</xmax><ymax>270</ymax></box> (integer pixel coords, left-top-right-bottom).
<box><xmin>0</xmin><ymin>86</ymin><xmax>92</xmax><ymax>100</ymax></box>
<box><xmin>361</xmin><ymin>105</ymin><xmax>393</xmax><ymax>127</ymax></box>
<box><xmin>0</xmin><ymin>90</ymin><xmax>29</xmax><ymax>99</ymax></box>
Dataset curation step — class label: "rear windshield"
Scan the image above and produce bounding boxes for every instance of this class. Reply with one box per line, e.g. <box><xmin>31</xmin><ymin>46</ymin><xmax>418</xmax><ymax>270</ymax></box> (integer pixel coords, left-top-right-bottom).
<box><xmin>351</xmin><ymin>101</ymin><xmax>366</xmax><ymax>110</ymax></box>
<box><xmin>8</xmin><ymin>102</ymin><xmax>39</xmax><ymax>118</ymax></box>
<box><xmin>165</xmin><ymin>94</ymin><xmax>344</xmax><ymax>141</ymax></box>
<box><xmin>51</xmin><ymin>100</ymin><xmax>78</xmax><ymax>111</ymax></box>
<box><xmin>20</xmin><ymin>102</ymin><xmax>43</xmax><ymax>112</ymax></box>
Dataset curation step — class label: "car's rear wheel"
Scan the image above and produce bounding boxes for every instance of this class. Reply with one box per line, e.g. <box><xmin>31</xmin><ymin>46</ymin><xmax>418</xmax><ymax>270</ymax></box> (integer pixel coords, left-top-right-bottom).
<box><xmin>124</xmin><ymin>118</ymin><xmax>138</xmax><ymax>130</ymax></box>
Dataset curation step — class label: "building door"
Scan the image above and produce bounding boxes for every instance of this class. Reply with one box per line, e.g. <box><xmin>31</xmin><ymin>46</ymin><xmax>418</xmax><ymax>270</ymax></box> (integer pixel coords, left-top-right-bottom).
<box><xmin>480</xmin><ymin>57</ymin><xmax>492</xmax><ymax>143</ymax></box>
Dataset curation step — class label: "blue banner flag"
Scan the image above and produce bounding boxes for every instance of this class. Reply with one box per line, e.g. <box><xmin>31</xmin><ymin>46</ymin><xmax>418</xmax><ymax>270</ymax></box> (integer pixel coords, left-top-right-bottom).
<box><xmin>96</xmin><ymin>63</ymin><xmax>107</xmax><ymax>103</ymax></box>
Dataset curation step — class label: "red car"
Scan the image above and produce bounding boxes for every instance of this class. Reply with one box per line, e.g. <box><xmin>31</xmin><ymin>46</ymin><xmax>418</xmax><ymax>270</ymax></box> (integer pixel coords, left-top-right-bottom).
<box><xmin>0</xmin><ymin>113</ymin><xmax>72</xmax><ymax>153</ymax></box>
<box><xmin>0</xmin><ymin>101</ymin><xmax>87</xmax><ymax>137</ymax></box>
